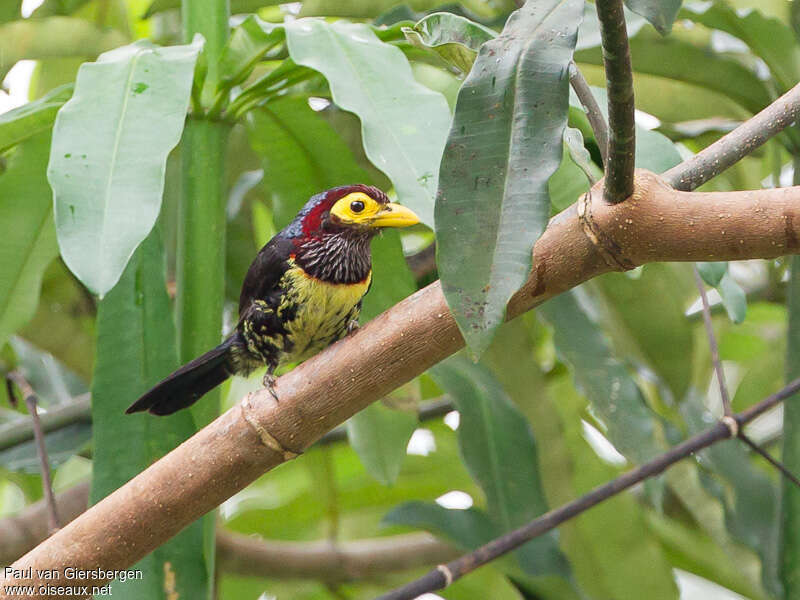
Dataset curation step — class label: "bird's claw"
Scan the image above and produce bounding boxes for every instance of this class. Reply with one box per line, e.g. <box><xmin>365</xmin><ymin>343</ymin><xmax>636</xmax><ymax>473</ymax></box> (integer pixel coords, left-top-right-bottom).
<box><xmin>262</xmin><ymin>372</ymin><xmax>279</xmax><ymax>402</ymax></box>
<box><xmin>346</xmin><ymin>319</ymin><xmax>360</xmax><ymax>335</ymax></box>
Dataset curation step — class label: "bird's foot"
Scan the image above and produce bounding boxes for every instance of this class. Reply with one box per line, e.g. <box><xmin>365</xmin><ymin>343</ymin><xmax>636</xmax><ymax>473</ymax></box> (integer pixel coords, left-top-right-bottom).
<box><xmin>262</xmin><ymin>371</ymin><xmax>279</xmax><ymax>402</ymax></box>
<box><xmin>346</xmin><ymin>319</ymin><xmax>360</xmax><ymax>335</ymax></box>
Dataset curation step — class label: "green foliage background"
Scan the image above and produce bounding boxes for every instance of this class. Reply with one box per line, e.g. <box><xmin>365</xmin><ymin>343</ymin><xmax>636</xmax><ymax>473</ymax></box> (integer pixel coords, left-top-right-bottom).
<box><xmin>1</xmin><ymin>0</ymin><xmax>799</xmax><ymax>599</ymax></box>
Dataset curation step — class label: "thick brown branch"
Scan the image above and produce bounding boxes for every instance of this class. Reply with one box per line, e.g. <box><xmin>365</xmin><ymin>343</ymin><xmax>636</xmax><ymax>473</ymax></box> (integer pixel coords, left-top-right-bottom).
<box><xmin>9</xmin><ymin>172</ymin><xmax>800</xmax><ymax>598</ymax></box>
<box><xmin>595</xmin><ymin>0</ymin><xmax>635</xmax><ymax>203</ymax></box>
<box><xmin>0</xmin><ymin>482</ymin><xmax>456</xmax><ymax>581</ymax></box>
<box><xmin>376</xmin><ymin>379</ymin><xmax>800</xmax><ymax>600</ymax></box>
<box><xmin>663</xmin><ymin>82</ymin><xmax>800</xmax><ymax>191</ymax></box>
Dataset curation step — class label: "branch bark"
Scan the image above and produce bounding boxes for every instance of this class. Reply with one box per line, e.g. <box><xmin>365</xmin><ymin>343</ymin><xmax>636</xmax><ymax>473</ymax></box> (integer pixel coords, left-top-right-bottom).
<box><xmin>0</xmin><ymin>482</ymin><xmax>457</xmax><ymax>582</ymax></box>
<box><xmin>7</xmin><ymin>169</ymin><xmax>800</xmax><ymax>599</ymax></box>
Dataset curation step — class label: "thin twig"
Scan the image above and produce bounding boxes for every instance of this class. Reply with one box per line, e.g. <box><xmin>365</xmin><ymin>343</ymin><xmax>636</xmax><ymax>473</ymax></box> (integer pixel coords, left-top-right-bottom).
<box><xmin>595</xmin><ymin>0</ymin><xmax>635</xmax><ymax>203</ymax></box>
<box><xmin>5</xmin><ymin>372</ymin><xmax>61</xmax><ymax>533</ymax></box>
<box><xmin>376</xmin><ymin>378</ymin><xmax>800</xmax><ymax>600</ymax></box>
<box><xmin>692</xmin><ymin>266</ymin><xmax>732</xmax><ymax>416</ymax></box>
<box><xmin>738</xmin><ymin>432</ymin><xmax>800</xmax><ymax>489</ymax></box>
<box><xmin>569</xmin><ymin>62</ymin><xmax>609</xmax><ymax>167</ymax></box>
<box><xmin>663</xmin><ymin>82</ymin><xmax>800</xmax><ymax>191</ymax></box>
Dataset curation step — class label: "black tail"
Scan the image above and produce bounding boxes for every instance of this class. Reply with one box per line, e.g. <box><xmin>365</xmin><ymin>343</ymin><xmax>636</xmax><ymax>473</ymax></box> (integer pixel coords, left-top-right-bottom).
<box><xmin>126</xmin><ymin>337</ymin><xmax>235</xmax><ymax>416</ymax></box>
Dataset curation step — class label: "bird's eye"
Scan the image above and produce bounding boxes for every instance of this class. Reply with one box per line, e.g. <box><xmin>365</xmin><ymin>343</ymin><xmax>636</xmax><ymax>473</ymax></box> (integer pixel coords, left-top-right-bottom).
<box><xmin>350</xmin><ymin>200</ymin><xmax>365</xmax><ymax>213</ymax></box>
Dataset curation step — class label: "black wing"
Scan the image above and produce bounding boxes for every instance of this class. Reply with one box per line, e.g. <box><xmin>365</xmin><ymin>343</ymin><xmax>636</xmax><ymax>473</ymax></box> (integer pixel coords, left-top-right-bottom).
<box><xmin>238</xmin><ymin>235</ymin><xmax>294</xmax><ymax>316</ymax></box>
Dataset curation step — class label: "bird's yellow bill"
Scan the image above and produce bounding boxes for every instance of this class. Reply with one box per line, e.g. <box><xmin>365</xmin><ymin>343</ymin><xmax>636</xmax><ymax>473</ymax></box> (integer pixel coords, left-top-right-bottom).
<box><xmin>369</xmin><ymin>203</ymin><xmax>420</xmax><ymax>228</ymax></box>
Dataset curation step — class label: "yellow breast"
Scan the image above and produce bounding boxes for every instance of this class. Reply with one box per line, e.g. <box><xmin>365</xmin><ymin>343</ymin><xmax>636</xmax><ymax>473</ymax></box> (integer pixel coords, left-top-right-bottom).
<box><xmin>278</xmin><ymin>264</ymin><xmax>371</xmax><ymax>363</ymax></box>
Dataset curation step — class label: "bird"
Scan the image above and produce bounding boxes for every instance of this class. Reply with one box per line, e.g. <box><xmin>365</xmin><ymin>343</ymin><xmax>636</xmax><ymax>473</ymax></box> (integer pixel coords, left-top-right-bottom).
<box><xmin>126</xmin><ymin>184</ymin><xmax>420</xmax><ymax>416</ymax></box>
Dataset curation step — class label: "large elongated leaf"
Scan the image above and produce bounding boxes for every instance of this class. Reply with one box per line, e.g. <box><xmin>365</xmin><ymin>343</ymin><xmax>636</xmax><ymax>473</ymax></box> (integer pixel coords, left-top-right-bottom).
<box><xmin>0</xmin><ymin>85</ymin><xmax>72</xmax><ymax>153</ymax></box>
<box><xmin>346</xmin><ymin>402</ymin><xmax>417</xmax><ymax>485</ymax></box>
<box><xmin>91</xmin><ymin>229</ymin><xmax>208</xmax><ymax>598</ymax></box>
<box><xmin>428</xmin><ymin>356</ymin><xmax>573</xmax><ymax>582</ymax></box>
<box><xmin>574</xmin><ymin>28</ymin><xmax>772</xmax><ymax>115</ymax></box>
<box><xmin>680</xmin><ymin>2</ymin><xmax>800</xmax><ymax>92</ymax></box>
<box><xmin>436</xmin><ymin>0</ymin><xmax>583</xmax><ymax>358</ymax></box>
<box><xmin>624</xmin><ymin>0</ymin><xmax>681</xmax><ymax>35</ymax></box>
<box><xmin>284</xmin><ymin>18</ymin><xmax>451</xmax><ymax>226</ymax></box>
<box><xmin>0</xmin><ymin>133</ymin><xmax>59</xmax><ymax>349</ymax></box>
<box><xmin>538</xmin><ymin>290</ymin><xmax>663</xmax><ymax>463</ymax></box>
<box><xmin>48</xmin><ymin>39</ymin><xmax>201</xmax><ymax>296</ymax></box>
<box><xmin>0</xmin><ymin>17</ymin><xmax>127</xmax><ymax>79</ymax></box>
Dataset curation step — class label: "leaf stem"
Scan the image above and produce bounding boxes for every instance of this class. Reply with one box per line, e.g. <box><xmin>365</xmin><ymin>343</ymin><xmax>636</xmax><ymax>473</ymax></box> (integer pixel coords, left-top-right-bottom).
<box><xmin>569</xmin><ymin>62</ymin><xmax>608</xmax><ymax>167</ymax></box>
<box><xmin>595</xmin><ymin>0</ymin><xmax>635</xmax><ymax>203</ymax></box>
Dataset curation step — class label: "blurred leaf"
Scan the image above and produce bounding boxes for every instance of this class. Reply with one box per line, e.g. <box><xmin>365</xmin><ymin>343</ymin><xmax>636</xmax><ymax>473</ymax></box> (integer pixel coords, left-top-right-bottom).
<box><xmin>717</xmin><ymin>271</ymin><xmax>747</xmax><ymax>324</ymax></box>
<box><xmin>0</xmin><ymin>422</ymin><xmax>90</xmax><ymax>473</ymax></box>
<box><xmin>783</xmin><ymin>255</ymin><xmax>800</xmax><ymax>598</ymax></box>
<box><xmin>91</xmin><ymin>228</ymin><xmax>208</xmax><ymax>598</ymax></box>
<box><xmin>0</xmin><ymin>1</ymin><xmax>21</xmax><ymax>23</ymax></box>
<box><xmin>9</xmin><ymin>337</ymin><xmax>87</xmax><ymax>407</ymax></box>
<box><xmin>143</xmin><ymin>0</ymin><xmax>283</xmax><ymax>18</ymax></box>
<box><xmin>436</xmin><ymin>0</ymin><xmax>583</xmax><ymax>358</ymax></box>
<box><xmin>384</xmin><ymin>500</ymin><xmax>496</xmax><ymax>549</ymax></box>
<box><xmin>347</xmin><ymin>403</ymin><xmax>417</xmax><ymax>485</ymax></box>
<box><xmin>682</xmin><ymin>391</ymin><xmax>781</xmax><ymax>596</ymax></box>
<box><xmin>576</xmin><ymin>2</ymin><xmax>647</xmax><ymax>50</ymax></box>
<box><xmin>217</xmin><ymin>16</ymin><xmax>285</xmax><ymax>93</ymax></box>
<box><xmin>429</xmin><ymin>356</ymin><xmax>573</xmax><ymax>581</ymax></box>
<box><xmin>246</xmin><ymin>97</ymin><xmax>375</xmax><ymax>229</ymax></box>
<box><xmin>30</xmin><ymin>0</ymin><xmax>90</xmax><ymax>17</ymax></box>
<box><xmin>0</xmin><ymin>84</ymin><xmax>72</xmax><ymax>153</ymax></box>
<box><xmin>647</xmin><ymin>512</ymin><xmax>770</xmax><ymax>600</ymax></box>
<box><xmin>680</xmin><ymin>1</ymin><xmax>800</xmax><ymax>92</ymax></box>
<box><xmin>538</xmin><ymin>290</ymin><xmax>663</xmax><ymax>462</ymax></box>
<box><xmin>0</xmin><ymin>17</ymin><xmax>128</xmax><ymax>79</ymax></box>
<box><xmin>546</xmin><ymin>374</ymin><xmax>680</xmax><ymax>599</ymax></box>
<box><xmin>300</xmin><ymin>0</ymin><xmax>458</xmax><ymax>18</ymax></box>
<box><xmin>285</xmin><ymin>18</ymin><xmax>451</xmax><ymax>227</ymax></box>
<box><xmin>562</xmin><ymin>126</ymin><xmax>598</xmax><ymax>184</ymax></box>
<box><xmin>697</xmin><ymin>261</ymin><xmax>727</xmax><ymax>288</ymax></box>
<box><xmin>624</xmin><ymin>0</ymin><xmax>681</xmax><ymax>35</ymax></box>
<box><xmin>576</xmin><ymin>28</ymin><xmax>772</xmax><ymax>116</ymax></box>
<box><xmin>49</xmin><ymin>39</ymin><xmax>200</xmax><ymax>296</ymax></box>
<box><xmin>0</xmin><ymin>133</ymin><xmax>60</xmax><ymax>349</ymax></box>
<box><xmin>592</xmin><ymin>264</ymin><xmax>695</xmax><ymax>402</ymax></box>
<box><xmin>402</xmin><ymin>12</ymin><xmax>496</xmax><ymax>73</ymax></box>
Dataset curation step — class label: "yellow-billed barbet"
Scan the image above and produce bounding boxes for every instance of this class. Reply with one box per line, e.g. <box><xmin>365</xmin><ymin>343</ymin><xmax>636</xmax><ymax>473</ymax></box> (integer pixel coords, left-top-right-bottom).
<box><xmin>126</xmin><ymin>185</ymin><xmax>419</xmax><ymax>416</ymax></box>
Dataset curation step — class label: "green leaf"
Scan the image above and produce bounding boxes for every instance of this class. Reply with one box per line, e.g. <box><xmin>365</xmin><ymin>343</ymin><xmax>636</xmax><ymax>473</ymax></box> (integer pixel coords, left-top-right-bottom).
<box><xmin>142</xmin><ymin>0</ymin><xmax>284</xmax><ymax>19</ymax></box>
<box><xmin>538</xmin><ymin>290</ymin><xmax>663</xmax><ymax>463</ymax></box>
<box><xmin>0</xmin><ymin>0</ymin><xmax>21</xmax><ymax>23</ymax></box>
<box><xmin>0</xmin><ymin>17</ymin><xmax>128</xmax><ymax>79</ymax></box>
<box><xmin>285</xmin><ymin>18</ymin><xmax>451</xmax><ymax>227</ymax></box>
<box><xmin>0</xmin><ymin>422</ymin><xmax>90</xmax><ymax>473</ymax></box>
<box><xmin>568</xmin><ymin>84</ymin><xmax>681</xmax><ymax>173</ymax></box>
<box><xmin>91</xmin><ymin>228</ymin><xmax>209</xmax><ymax>598</ymax></box>
<box><xmin>0</xmin><ymin>84</ymin><xmax>72</xmax><ymax>153</ymax></box>
<box><xmin>9</xmin><ymin>337</ymin><xmax>88</xmax><ymax>406</ymax></box>
<box><xmin>717</xmin><ymin>271</ymin><xmax>746</xmax><ymax>324</ymax></box>
<box><xmin>428</xmin><ymin>356</ymin><xmax>573</xmax><ymax>580</ymax></box>
<box><xmin>246</xmin><ymin>97</ymin><xmax>376</xmax><ymax>228</ymax></box>
<box><xmin>217</xmin><ymin>16</ymin><xmax>285</xmax><ymax>93</ymax></box>
<box><xmin>576</xmin><ymin>2</ymin><xmax>648</xmax><ymax>50</ymax></box>
<box><xmin>402</xmin><ymin>12</ymin><xmax>496</xmax><ymax>73</ymax></box>
<box><xmin>575</xmin><ymin>27</ymin><xmax>772</xmax><ymax>115</ymax></box>
<box><xmin>0</xmin><ymin>133</ymin><xmax>60</xmax><ymax>349</ymax></box>
<box><xmin>346</xmin><ymin>403</ymin><xmax>417</xmax><ymax>485</ymax></box>
<box><xmin>547</xmin><ymin>374</ymin><xmax>680</xmax><ymax>599</ymax></box>
<box><xmin>436</xmin><ymin>0</ymin><xmax>583</xmax><ymax>358</ymax></box>
<box><xmin>682</xmin><ymin>391</ymin><xmax>780</xmax><ymax>596</ymax></box>
<box><xmin>384</xmin><ymin>501</ymin><xmax>497</xmax><ymax>550</ymax></box>
<box><xmin>562</xmin><ymin>126</ymin><xmax>597</xmax><ymax>184</ymax></box>
<box><xmin>48</xmin><ymin>39</ymin><xmax>201</xmax><ymax>296</ymax></box>
<box><xmin>624</xmin><ymin>0</ymin><xmax>681</xmax><ymax>35</ymax></box>
<box><xmin>696</xmin><ymin>261</ymin><xmax>727</xmax><ymax>288</ymax></box>
<box><xmin>680</xmin><ymin>2</ymin><xmax>800</xmax><ymax>92</ymax></box>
